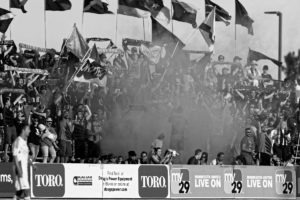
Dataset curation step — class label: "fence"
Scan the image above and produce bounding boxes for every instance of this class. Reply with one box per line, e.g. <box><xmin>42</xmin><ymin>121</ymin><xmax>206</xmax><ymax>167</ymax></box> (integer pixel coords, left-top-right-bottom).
<box><xmin>0</xmin><ymin>163</ymin><xmax>299</xmax><ymax>199</ymax></box>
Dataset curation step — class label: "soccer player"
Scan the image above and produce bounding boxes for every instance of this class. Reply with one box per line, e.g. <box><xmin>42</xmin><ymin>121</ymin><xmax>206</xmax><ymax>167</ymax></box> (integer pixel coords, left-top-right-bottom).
<box><xmin>12</xmin><ymin>123</ymin><xmax>31</xmax><ymax>200</ymax></box>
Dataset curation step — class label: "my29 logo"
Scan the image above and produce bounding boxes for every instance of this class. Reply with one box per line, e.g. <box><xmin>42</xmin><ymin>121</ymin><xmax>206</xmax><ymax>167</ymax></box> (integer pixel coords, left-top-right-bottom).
<box><xmin>224</xmin><ymin>169</ymin><xmax>243</xmax><ymax>194</ymax></box>
<box><xmin>171</xmin><ymin>168</ymin><xmax>190</xmax><ymax>194</ymax></box>
<box><xmin>275</xmin><ymin>170</ymin><xmax>294</xmax><ymax>195</ymax></box>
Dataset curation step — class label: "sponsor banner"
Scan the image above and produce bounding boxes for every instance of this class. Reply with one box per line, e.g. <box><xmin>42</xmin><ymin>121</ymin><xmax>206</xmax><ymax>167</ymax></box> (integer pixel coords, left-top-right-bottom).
<box><xmin>0</xmin><ymin>163</ymin><xmax>15</xmax><ymax>197</ymax></box>
<box><xmin>296</xmin><ymin>166</ymin><xmax>300</xmax><ymax>198</ymax></box>
<box><xmin>64</xmin><ymin>164</ymin><xmax>103</xmax><ymax>198</ymax></box>
<box><xmin>4</xmin><ymin>65</ymin><xmax>49</xmax><ymax>76</ymax></box>
<box><xmin>170</xmin><ymin>165</ymin><xmax>232</xmax><ymax>198</ymax></box>
<box><xmin>138</xmin><ymin>165</ymin><xmax>170</xmax><ymax>198</ymax></box>
<box><xmin>31</xmin><ymin>164</ymin><xmax>65</xmax><ymax>198</ymax></box>
<box><xmin>101</xmin><ymin>164</ymin><xmax>139</xmax><ymax>198</ymax></box>
<box><xmin>224</xmin><ymin>167</ymin><xmax>244</xmax><ymax>197</ymax></box>
<box><xmin>236</xmin><ymin>166</ymin><xmax>296</xmax><ymax>199</ymax></box>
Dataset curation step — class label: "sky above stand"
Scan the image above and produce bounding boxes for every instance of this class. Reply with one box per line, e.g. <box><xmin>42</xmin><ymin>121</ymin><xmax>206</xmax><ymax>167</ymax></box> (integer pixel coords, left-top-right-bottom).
<box><xmin>1</xmin><ymin>0</ymin><xmax>300</xmax><ymax>79</ymax></box>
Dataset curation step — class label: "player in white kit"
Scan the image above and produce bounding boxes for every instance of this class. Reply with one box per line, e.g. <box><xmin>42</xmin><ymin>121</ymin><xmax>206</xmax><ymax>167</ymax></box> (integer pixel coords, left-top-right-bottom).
<box><xmin>12</xmin><ymin>123</ymin><xmax>31</xmax><ymax>200</ymax></box>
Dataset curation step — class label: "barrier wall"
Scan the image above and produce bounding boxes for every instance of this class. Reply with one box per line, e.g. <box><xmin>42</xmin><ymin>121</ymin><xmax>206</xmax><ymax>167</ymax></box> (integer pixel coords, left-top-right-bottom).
<box><xmin>0</xmin><ymin>163</ymin><xmax>299</xmax><ymax>199</ymax></box>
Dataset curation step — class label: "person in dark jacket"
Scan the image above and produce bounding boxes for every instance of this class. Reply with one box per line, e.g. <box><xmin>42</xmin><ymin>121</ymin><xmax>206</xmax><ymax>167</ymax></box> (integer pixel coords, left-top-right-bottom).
<box><xmin>187</xmin><ymin>149</ymin><xmax>202</xmax><ymax>165</ymax></box>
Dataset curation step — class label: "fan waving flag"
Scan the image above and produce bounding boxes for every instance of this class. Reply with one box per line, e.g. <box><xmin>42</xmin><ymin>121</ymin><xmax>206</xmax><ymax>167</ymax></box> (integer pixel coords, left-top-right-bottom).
<box><xmin>65</xmin><ymin>24</ymin><xmax>89</xmax><ymax>60</ymax></box>
<box><xmin>45</xmin><ymin>0</ymin><xmax>72</xmax><ymax>11</ymax></box>
<box><xmin>205</xmin><ymin>0</ymin><xmax>231</xmax><ymax>26</ymax></box>
<box><xmin>199</xmin><ymin>6</ymin><xmax>215</xmax><ymax>52</ymax></box>
<box><xmin>84</xmin><ymin>0</ymin><xmax>113</xmax><ymax>14</ymax></box>
<box><xmin>247</xmin><ymin>49</ymin><xmax>282</xmax><ymax>66</ymax></box>
<box><xmin>236</xmin><ymin>0</ymin><xmax>254</xmax><ymax>35</ymax></box>
<box><xmin>10</xmin><ymin>0</ymin><xmax>28</xmax><ymax>13</ymax></box>
<box><xmin>74</xmin><ymin>44</ymin><xmax>108</xmax><ymax>87</ymax></box>
<box><xmin>0</xmin><ymin>8</ymin><xmax>14</xmax><ymax>34</ymax></box>
<box><xmin>172</xmin><ymin>0</ymin><xmax>197</xmax><ymax>27</ymax></box>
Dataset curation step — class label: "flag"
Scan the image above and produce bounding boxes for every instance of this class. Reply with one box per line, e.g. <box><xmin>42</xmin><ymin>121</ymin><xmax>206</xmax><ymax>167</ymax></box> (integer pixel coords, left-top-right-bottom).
<box><xmin>151</xmin><ymin>17</ymin><xmax>184</xmax><ymax>51</ymax></box>
<box><xmin>146</xmin><ymin>0</ymin><xmax>170</xmax><ymax>25</ymax></box>
<box><xmin>45</xmin><ymin>0</ymin><xmax>72</xmax><ymax>11</ymax></box>
<box><xmin>199</xmin><ymin>6</ymin><xmax>215</xmax><ymax>51</ymax></box>
<box><xmin>235</xmin><ymin>0</ymin><xmax>254</xmax><ymax>35</ymax></box>
<box><xmin>0</xmin><ymin>8</ymin><xmax>14</xmax><ymax>34</ymax></box>
<box><xmin>65</xmin><ymin>24</ymin><xmax>89</xmax><ymax>60</ymax></box>
<box><xmin>118</xmin><ymin>0</ymin><xmax>170</xmax><ymax>22</ymax></box>
<box><xmin>205</xmin><ymin>0</ymin><xmax>231</xmax><ymax>26</ymax></box>
<box><xmin>83</xmin><ymin>0</ymin><xmax>113</xmax><ymax>14</ymax></box>
<box><xmin>10</xmin><ymin>0</ymin><xmax>28</xmax><ymax>13</ymax></box>
<box><xmin>74</xmin><ymin>44</ymin><xmax>107</xmax><ymax>87</ymax></box>
<box><xmin>247</xmin><ymin>49</ymin><xmax>282</xmax><ymax>66</ymax></box>
<box><xmin>86</xmin><ymin>37</ymin><xmax>117</xmax><ymax>49</ymax></box>
<box><xmin>118</xmin><ymin>0</ymin><xmax>151</xmax><ymax>18</ymax></box>
<box><xmin>172</xmin><ymin>0</ymin><xmax>197</xmax><ymax>27</ymax></box>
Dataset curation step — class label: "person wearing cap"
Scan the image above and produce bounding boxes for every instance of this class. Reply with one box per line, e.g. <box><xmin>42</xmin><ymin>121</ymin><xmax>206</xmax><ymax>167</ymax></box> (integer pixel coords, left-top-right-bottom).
<box><xmin>125</xmin><ymin>151</ymin><xmax>139</xmax><ymax>164</ymax></box>
<box><xmin>247</xmin><ymin>60</ymin><xmax>261</xmax><ymax>87</ymax></box>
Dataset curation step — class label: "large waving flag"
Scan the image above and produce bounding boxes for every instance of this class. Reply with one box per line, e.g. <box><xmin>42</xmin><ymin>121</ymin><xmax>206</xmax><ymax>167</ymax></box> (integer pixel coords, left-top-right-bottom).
<box><xmin>0</xmin><ymin>8</ymin><xmax>14</xmax><ymax>34</ymax></box>
<box><xmin>199</xmin><ymin>6</ymin><xmax>215</xmax><ymax>51</ymax></box>
<box><xmin>84</xmin><ymin>0</ymin><xmax>113</xmax><ymax>14</ymax></box>
<box><xmin>10</xmin><ymin>0</ymin><xmax>28</xmax><ymax>13</ymax></box>
<box><xmin>205</xmin><ymin>0</ymin><xmax>231</xmax><ymax>26</ymax></box>
<box><xmin>172</xmin><ymin>0</ymin><xmax>197</xmax><ymax>27</ymax></box>
<box><xmin>118</xmin><ymin>0</ymin><xmax>170</xmax><ymax>23</ymax></box>
<box><xmin>74</xmin><ymin>44</ymin><xmax>108</xmax><ymax>87</ymax></box>
<box><xmin>65</xmin><ymin>24</ymin><xmax>89</xmax><ymax>60</ymax></box>
<box><xmin>45</xmin><ymin>0</ymin><xmax>72</xmax><ymax>11</ymax></box>
<box><xmin>235</xmin><ymin>0</ymin><xmax>254</xmax><ymax>35</ymax></box>
<box><xmin>247</xmin><ymin>49</ymin><xmax>282</xmax><ymax>66</ymax></box>
<box><xmin>118</xmin><ymin>0</ymin><xmax>150</xmax><ymax>18</ymax></box>
<box><xmin>151</xmin><ymin>17</ymin><xmax>185</xmax><ymax>51</ymax></box>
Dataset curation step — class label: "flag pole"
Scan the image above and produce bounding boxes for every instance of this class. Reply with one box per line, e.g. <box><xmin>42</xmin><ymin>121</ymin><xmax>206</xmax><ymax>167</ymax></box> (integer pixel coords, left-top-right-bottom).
<box><xmin>9</xmin><ymin>1</ymin><xmax>12</xmax><ymax>40</ymax></box>
<box><xmin>81</xmin><ymin>0</ymin><xmax>85</xmax><ymax>34</ymax></box>
<box><xmin>171</xmin><ymin>41</ymin><xmax>179</xmax><ymax>58</ymax></box>
<box><xmin>142</xmin><ymin>18</ymin><xmax>146</xmax><ymax>40</ymax></box>
<box><xmin>115</xmin><ymin>0</ymin><xmax>119</xmax><ymax>44</ymax></box>
<box><xmin>44</xmin><ymin>0</ymin><xmax>47</xmax><ymax>48</ymax></box>
<box><xmin>234</xmin><ymin>1</ymin><xmax>237</xmax><ymax>56</ymax></box>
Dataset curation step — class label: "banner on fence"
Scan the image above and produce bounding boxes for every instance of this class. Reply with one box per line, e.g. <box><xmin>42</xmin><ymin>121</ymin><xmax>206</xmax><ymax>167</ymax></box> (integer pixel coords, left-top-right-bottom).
<box><xmin>0</xmin><ymin>163</ymin><xmax>15</xmax><ymax>198</ymax></box>
<box><xmin>101</xmin><ymin>164</ymin><xmax>139</xmax><ymax>198</ymax></box>
<box><xmin>64</xmin><ymin>164</ymin><xmax>103</xmax><ymax>198</ymax></box>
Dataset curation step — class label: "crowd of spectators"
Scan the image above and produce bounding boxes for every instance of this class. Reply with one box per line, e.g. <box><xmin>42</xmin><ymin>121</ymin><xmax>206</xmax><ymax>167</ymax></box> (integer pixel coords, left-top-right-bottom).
<box><xmin>0</xmin><ymin>38</ymin><xmax>298</xmax><ymax>166</ymax></box>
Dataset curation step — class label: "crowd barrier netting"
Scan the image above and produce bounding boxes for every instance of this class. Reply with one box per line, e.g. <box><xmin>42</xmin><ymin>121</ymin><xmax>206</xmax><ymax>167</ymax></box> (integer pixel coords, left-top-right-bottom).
<box><xmin>0</xmin><ymin>163</ymin><xmax>299</xmax><ymax>199</ymax></box>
